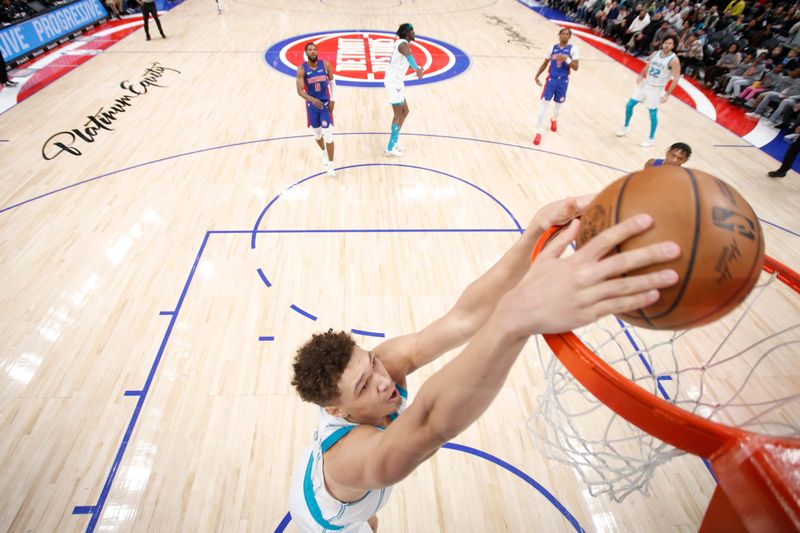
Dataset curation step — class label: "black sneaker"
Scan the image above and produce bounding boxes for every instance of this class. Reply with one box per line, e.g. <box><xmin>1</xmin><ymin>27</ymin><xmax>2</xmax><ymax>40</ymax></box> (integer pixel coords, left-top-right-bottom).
<box><xmin>768</xmin><ymin>170</ymin><xmax>787</xmax><ymax>178</ymax></box>
<box><xmin>3</xmin><ymin>80</ymin><xmax>18</xmax><ymax>87</ymax></box>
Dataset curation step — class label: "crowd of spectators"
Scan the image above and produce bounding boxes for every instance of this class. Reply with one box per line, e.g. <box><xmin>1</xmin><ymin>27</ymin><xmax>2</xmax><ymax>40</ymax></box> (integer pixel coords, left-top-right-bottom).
<box><xmin>543</xmin><ymin>0</ymin><xmax>800</xmax><ymax>136</ymax></box>
<box><xmin>0</xmin><ymin>0</ymin><xmax>134</xmax><ymax>25</ymax></box>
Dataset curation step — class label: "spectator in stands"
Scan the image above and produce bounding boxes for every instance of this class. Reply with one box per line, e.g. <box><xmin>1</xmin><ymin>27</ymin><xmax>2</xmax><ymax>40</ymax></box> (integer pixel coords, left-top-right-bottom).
<box><xmin>719</xmin><ymin>51</ymin><xmax>767</xmax><ymax>98</ymax></box>
<box><xmin>631</xmin><ymin>10</ymin><xmax>664</xmax><ymax>56</ymax></box>
<box><xmin>594</xmin><ymin>0</ymin><xmax>618</xmax><ymax>32</ymax></box>
<box><xmin>787</xmin><ymin>20</ymin><xmax>800</xmax><ymax>49</ymax></box>
<box><xmin>731</xmin><ymin>63</ymin><xmax>786</xmax><ymax>105</ymax></box>
<box><xmin>704</xmin><ymin>5</ymin><xmax>721</xmax><ymax>32</ymax></box>
<box><xmin>724</xmin><ymin>0</ymin><xmax>746</xmax><ymax>19</ymax></box>
<box><xmin>782</xmin><ymin>48</ymin><xmax>799</xmax><ymax>71</ymax></box>
<box><xmin>625</xmin><ymin>7</ymin><xmax>652</xmax><ymax>48</ymax></box>
<box><xmin>652</xmin><ymin>20</ymin><xmax>676</xmax><ymax>51</ymax></box>
<box><xmin>745</xmin><ymin>69</ymin><xmax>800</xmax><ymax>124</ymax></box>
<box><xmin>704</xmin><ymin>43</ymin><xmax>742</xmax><ymax>88</ymax></box>
<box><xmin>1</xmin><ymin>48</ymin><xmax>18</xmax><ymax>88</ymax></box>
<box><xmin>606</xmin><ymin>6</ymin><xmax>630</xmax><ymax>39</ymax></box>
<box><xmin>677</xmin><ymin>30</ymin><xmax>704</xmax><ymax>75</ymax></box>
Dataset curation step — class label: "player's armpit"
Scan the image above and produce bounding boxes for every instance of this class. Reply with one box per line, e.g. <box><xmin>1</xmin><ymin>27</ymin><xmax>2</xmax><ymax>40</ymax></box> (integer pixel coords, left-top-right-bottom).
<box><xmin>323</xmin><ymin>410</ymin><xmax>443</xmax><ymax>491</ymax></box>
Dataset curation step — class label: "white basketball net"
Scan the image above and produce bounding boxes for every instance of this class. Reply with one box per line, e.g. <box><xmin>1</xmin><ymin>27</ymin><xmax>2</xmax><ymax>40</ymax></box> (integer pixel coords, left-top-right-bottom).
<box><xmin>526</xmin><ymin>269</ymin><xmax>800</xmax><ymax>502</ymax></box>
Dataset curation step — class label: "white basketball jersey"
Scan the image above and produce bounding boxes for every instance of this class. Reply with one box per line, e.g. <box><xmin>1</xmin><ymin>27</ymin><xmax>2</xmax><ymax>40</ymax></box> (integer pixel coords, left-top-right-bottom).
<box><xmin>288</xmin><ymin>385</ymin><xmax>410</xmax><ymax>532</ymax></box>
<box><xmin>384</xmin><ymin>39</ymin><xmax>410</xmax><ymax>87</ymax></box>
<box><xmin>645</xmin><ymin>51</ymin><xmax>676</xmax><ymax>88</ymax></box>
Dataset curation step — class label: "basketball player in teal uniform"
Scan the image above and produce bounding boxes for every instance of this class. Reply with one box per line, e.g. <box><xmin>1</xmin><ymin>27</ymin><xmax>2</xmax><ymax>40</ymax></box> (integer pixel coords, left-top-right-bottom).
<box><xmin>383</xmin><ymin>23</ymin><xmax>425</xmax><ymax>157</ymax></box>
<box><xmin>296</xmin><ymin>42</ymin><xmax>337</xmax><ymax>176</ymax></box>
<box><xmin>644</xmin><ymin>142</ymin><xmax>692</xmax><ymax>168</ymax></box>
<box><xmin>534</xmin><ymin>28</ymin><xmax>580</xmax><ymax>146</ymax></box>
<box><xmin>617</xmin><ymin>36</ymin><xmax>681</xmax><ymax>148</ymax></box>
<box><xmin>287</xmin><ymin>195</ymin><xmax>681</xmax><ymax>532</ymax></box>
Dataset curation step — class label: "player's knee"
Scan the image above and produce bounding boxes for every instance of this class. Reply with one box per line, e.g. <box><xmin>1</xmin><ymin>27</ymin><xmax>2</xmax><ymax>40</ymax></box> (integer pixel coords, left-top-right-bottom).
<box><xmin>626</xmin><ymin>99</ymin><xmax>638</xmax><ymax>111</ymax></box>
<box><xmin>322</xmin><ymin>127</ymin><xmax>334</xmax><ymax>144</ymax></box>
<box><xmin>313</xmin><ymin>127</ymin><xmax>322</xmax><ymax>140</ymax></box>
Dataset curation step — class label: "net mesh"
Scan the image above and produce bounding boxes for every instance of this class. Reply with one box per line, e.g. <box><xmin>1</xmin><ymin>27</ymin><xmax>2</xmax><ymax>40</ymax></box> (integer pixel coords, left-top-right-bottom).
<box><xmin>526</xmin><ymin>269</ymin><xmax>800</xmax><ymax>502</ymax></box>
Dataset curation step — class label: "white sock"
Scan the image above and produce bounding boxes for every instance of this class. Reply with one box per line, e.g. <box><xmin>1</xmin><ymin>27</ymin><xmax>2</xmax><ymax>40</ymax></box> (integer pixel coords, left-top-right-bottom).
<box><xmin>536</xmin><ymin>100</ymin><xmax>551</xmax><ymax>130</ymax></box>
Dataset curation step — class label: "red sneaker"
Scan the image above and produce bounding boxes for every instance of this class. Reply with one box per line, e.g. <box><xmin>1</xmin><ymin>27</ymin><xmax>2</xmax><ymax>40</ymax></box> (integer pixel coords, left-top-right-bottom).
<box><xmin>533</xmin><ymin>133</ymin><xmax>542</xmax><ymax>145</ymax></box>
<box><xmin>550</xmin><ymin>119</ymin><xmax>557</xmax><ymax>132</ymax></box>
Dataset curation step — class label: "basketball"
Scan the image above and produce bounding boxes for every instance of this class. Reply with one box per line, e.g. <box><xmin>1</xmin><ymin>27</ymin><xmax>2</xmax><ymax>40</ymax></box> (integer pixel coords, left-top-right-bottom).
<box><xmin>576</xmin><ymin>165</ymin><xmax>765</xmax><ymax>330</ymax></box>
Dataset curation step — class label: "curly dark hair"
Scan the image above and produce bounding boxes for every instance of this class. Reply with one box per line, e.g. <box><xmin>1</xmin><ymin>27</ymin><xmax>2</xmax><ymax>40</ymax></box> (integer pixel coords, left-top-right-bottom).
<box><xmin>291</xmin><ymin>329</ymin><xmax>356</xmax><ymax>406</ymax></box>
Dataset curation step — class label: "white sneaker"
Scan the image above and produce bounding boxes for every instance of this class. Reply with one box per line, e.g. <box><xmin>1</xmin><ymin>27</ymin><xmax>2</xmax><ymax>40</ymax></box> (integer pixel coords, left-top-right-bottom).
<box><xmin>384</xmin><ymin>147</ymin><xmax>403</xmax><ymax>157</ymax></box>
<box><xmin>784</xmin><ymin>133</ymin><xmax>799</xmax><ymax>140</ymax></box>
<box><xmin>326</xmin><ymin>166</ymin><xmax>336</xmax><ymax>176</ymax></box>
<box><xmin>745</xmin><ymin>112</ymin><xmax>760</xmax><ymax>118</ymax></box>
<box><xmin>616</xmin><ymin>127</ymin><xmax>629</xmax><ymax>137</ymax></box>
<box><xmin>640</xmin><ymin>138</ymin><xmax>654</xmax><ymax>148</ymax></box>
<box><xmin>394</xmin><ymin>143</ymin><xmax>405</xmax><ymax>152</ymax></box>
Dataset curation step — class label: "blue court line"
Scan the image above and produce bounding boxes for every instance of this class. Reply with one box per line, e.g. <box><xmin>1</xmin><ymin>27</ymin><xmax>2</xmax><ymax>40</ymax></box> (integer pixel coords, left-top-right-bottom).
<box><xmin>350</xmin><ymin>328</ymin><xmax>385</xmax><ymax>338</ymax></box>
<box><xmin>290</xmin><ymin>304</ymin><xmax>317</xmax><ymax>321</ymax></box>
<box><xmin>123</xmin><ymin>390</ymin><xmax>142</xmax><ymax>397</ymax></box>
<box><xmin>158</xmin><ymin>310</ymin><xmax>174</xmax><ymax>316</ymax></box>
<box><xmin>614</xmin><ymin>317</ymin><xmax>717</xmax><ymax>479</ymax></box>
<box><xmin>760</xmin><ymin>217</ymin><xmax>800</xmax><ymax>239</ymax></box>
<box><xmin>272</xmin><ymin>442</ymin><xmax>585</xmax><ymax>532</ymax></box>
<box><xmin>714</xmin><ymin>144</ymin><xmax>755</xmax><ymax>148</ymax></box>
<box><xmin>0</xmin><ymin>135</ymin><xmax>309</xmax><ymax>215</ymax></box>
<box><xmin>222</xmin><ymin>228</ymin><xmax>519</xmax><ymax>235</ymax></box>
<box><xmin>249</xmin><ymin>163</ymin><xmax>525</xmax><ymax>249</ymax></box>
<box><xmin>79</xmin><ymin>230</ymin><xmax>211</xmax><ymax>532</ymax></box>
<box><xmin>3</xmin><ymin>132</ymin><xmax>798</xmax><ymax>240</ymax></box>
<box><xmin>258</xmin><ymin>336</ymin><xmax>275</xmax><ymax>342</ymax></box>
<box><xmin>442</xmin><ymin>443</ymin><xmax>585</xmax><ymax>532</ymax></box>
<box><xmin>256</xmin><ymin>267</ymin><xmax>272</xmax><ymax>287</ymax></box>
<box><xmin>274</xmin><ymin>511</ymin><xmax>292</xmax><ymax>533</ymax></box>
<box><xmin>81</xmin><ymin>226</ymin><xmax>590</xmax><ymax>530</ymax></box>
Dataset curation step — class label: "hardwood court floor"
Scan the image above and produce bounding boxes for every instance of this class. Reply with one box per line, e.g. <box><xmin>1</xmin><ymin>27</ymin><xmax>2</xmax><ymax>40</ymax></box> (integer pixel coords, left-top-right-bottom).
<box><xmin>0</xmin><ymin>0</ymin><xmax>798</xmax><ymax>531</ymax></box>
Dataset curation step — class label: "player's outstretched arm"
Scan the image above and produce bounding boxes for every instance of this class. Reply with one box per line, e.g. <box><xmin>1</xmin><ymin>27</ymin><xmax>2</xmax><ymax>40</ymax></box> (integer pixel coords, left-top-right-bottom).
<box><xmin>327</xmin><ymin>215</ymin><xmax>681</xmax><ymax>491</ymax></box>
<box><xmin>374</xmin><ymin>195</ymin><xmax>595</xmax><ymax>381</ymax></box>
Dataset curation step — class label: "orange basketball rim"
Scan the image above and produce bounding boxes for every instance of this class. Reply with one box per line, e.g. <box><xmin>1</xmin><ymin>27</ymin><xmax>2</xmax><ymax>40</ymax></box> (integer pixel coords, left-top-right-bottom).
<box><xmin>532</xmin><ymin>226</ymin><xmax>800</xmax><ymax>533</ymax></box>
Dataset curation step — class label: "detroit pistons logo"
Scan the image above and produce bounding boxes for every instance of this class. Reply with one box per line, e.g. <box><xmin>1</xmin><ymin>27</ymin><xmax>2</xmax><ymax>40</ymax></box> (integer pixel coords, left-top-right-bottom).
<box><xmin>265</xmin><ymin>30</ymin><xmax>470</xmax><ymax>87</ymax></box>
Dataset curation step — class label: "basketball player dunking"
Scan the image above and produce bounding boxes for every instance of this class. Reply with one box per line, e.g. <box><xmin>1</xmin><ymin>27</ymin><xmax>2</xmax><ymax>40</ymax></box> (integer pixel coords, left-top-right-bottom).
<box><xmin>616</xmin><ymin>36</ymin><xmax>681</xmax><ymax>148</ymax></box>
<box><xmin>287</xmin><ymin>195</ymin><xmax>681</xmax><ymax>532</ymax></box>
<box><xmin>296</xmin><ymin>43</ymin><xmax>337</xmax><ymax>176</ymax></box>
<box><xmin>383</xmin><ymin>23</ymin><xmax>425</xmax><ymax>157</ymax></box>
<box><xmin>534</xmin><ymin>28</ymin><xmax>580</xmax><ymax>146</ymax></box>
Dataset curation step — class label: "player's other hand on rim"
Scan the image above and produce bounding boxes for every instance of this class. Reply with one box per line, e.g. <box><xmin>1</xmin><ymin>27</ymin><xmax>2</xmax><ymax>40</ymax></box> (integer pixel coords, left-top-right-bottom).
<box><xmin>498</xmin><ymin>215</ymin><xmax>681</xmax><ymax>336</ymax></box>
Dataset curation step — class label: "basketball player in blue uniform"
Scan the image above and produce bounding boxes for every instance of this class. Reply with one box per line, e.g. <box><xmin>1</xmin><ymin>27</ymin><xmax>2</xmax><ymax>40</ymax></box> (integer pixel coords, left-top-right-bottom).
<box><xmin>296</xmin><ymin>42</ymin><xmax>337</xmax><ymax>176</ymax></box>
<box><xmin>644</xmin><ymin>142</ymin><xmax>692</xmax><ymax>168</ymax></box>
<box><xmin>287</xmin><ymin>195</ymin><xmax>681</xmax><ymax>532</ymax></box>
<box><xmin>616</xmin><ymin>36</ymin><xmax>681</xmax><ymax>148</ymax></box>
<box><xmin>533</xmin><ymin>28</ymin><xmax>580</xmax><ymax>146</ymax></box>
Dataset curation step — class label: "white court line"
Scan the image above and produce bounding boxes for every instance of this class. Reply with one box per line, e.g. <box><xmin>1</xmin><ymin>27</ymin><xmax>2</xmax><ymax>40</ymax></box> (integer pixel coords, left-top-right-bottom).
<box><xmin>743</xmin><ymin>119</ymin><xmax>782</xmax><ymax>147</ymax></box>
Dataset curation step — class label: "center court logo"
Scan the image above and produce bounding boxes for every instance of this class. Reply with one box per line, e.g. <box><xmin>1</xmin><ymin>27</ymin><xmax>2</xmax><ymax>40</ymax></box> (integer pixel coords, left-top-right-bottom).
<box><xmin>264</xmin><ymin>30</ymin><xmax>470</xmax><ymax>87</ymax></box>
